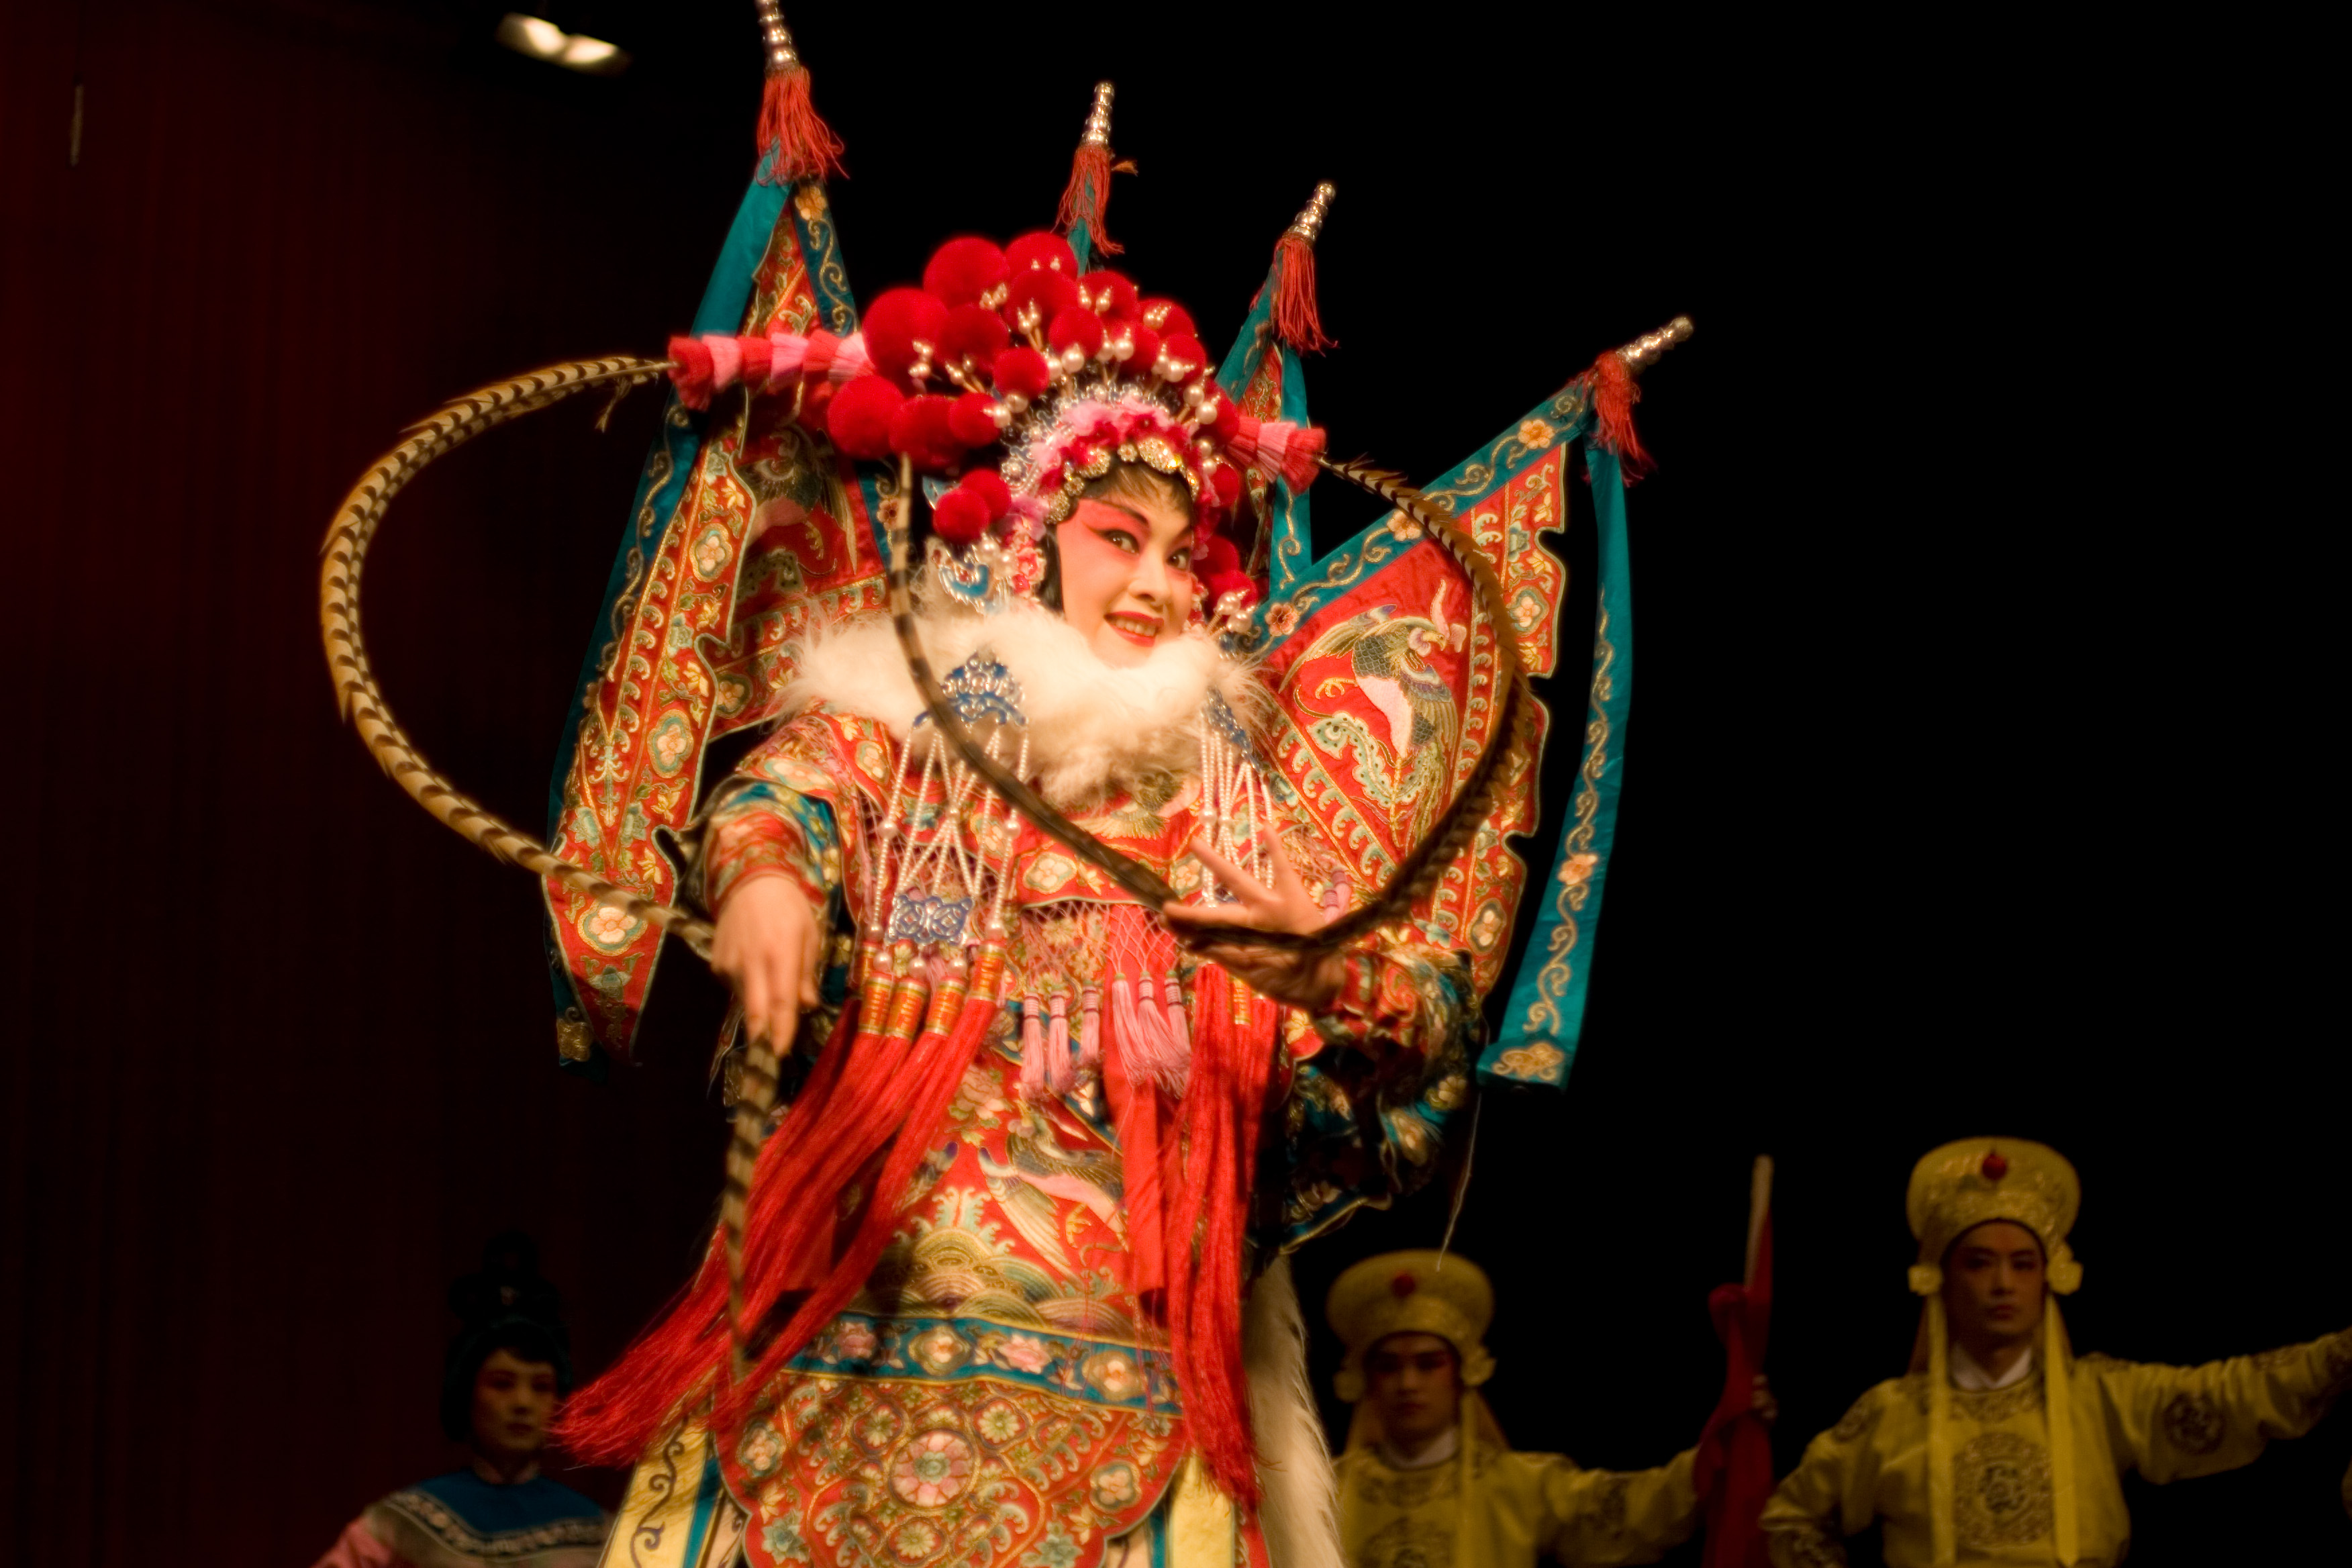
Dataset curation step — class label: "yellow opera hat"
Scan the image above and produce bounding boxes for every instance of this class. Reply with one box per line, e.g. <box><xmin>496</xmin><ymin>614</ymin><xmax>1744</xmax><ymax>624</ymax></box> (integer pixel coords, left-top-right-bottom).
<box><xmin>1905</xmin><ymin>1135</ymin><xmax>2084</xmax><ymax>1297</ymax></box>
<box><xmin>1326</xmin><ymin>1250</ymin><xmax>1496</xmax><ymax>1399</ymax></box>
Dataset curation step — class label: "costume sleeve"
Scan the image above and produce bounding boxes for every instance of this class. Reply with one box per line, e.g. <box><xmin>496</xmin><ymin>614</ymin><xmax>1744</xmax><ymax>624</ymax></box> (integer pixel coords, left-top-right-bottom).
<box><xmin>2087</xmin><ymin>1326</ymin><xmax>2352</xmax><ymax>1484</ymax></box>
<box><xmin>1534</xmin><ymin>1449</ymin><xmax>1700</xmax><ymax>1567</ymax></box>
<box><xmin>694</xmin><ymin>778</ymin><xmax>842</xmax><ymax>916</ymax></box>
<box><xmin>1759</xmin><ymin>1384</ymin><xmax>1893</xmax><ymax>1568</ymax></box>
<box><xmin>1312</xmin><ymin>924</ymin><xmax>1477</xmax><ymax>1061</ymax></box>
<box><xmin>680</xmin><ymin>712</ymin><xmax>871</xmax><ymax>920</ymax></box>
<box><xmin>1273</xmin><ymin>917</ymin><xmax>1473</xmax><ymax>1248</ymax></box>
<box><xmin>310</xmin><ymin>1515</ymin><xmax>403</xmax><ymax>1568</ymax></box>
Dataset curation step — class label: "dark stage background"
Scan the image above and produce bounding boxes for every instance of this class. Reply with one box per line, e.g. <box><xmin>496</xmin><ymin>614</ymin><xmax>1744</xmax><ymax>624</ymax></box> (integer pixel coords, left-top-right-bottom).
<box><xmin>3</xmin><ymin>4</ymin><xmax>2343</xmax><ymax>1564</ymax></box>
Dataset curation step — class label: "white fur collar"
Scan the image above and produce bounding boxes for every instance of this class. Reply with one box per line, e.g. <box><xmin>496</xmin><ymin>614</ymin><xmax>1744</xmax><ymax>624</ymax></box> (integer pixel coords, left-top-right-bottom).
<box><xmin>779</xmin><ymin>602</ymin><xmax>1256</xmax><ymax>809</ymax></box>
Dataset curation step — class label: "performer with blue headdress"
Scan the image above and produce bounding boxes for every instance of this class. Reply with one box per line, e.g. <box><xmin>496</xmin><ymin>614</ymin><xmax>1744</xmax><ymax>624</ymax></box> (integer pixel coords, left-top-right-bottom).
<box><xmin>311</xmin><ymin>1234</ymin><xmax>607</xmax><ymax>1568</ymax></box>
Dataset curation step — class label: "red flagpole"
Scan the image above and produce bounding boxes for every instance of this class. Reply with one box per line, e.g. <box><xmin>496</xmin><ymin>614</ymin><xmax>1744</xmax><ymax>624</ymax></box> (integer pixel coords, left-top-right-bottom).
<box><xmin>1698</xmin><ymin>1156</ymin><xmax>1775</xmax><ymax>1568</ymax></box>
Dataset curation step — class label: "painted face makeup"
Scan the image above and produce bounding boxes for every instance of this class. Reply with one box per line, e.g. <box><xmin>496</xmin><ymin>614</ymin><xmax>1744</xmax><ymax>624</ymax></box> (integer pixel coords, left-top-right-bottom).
<box><xmin>1055</xmin><ymin>481</ymin><xmax>1198</xmax><ymax>669</ymax></box>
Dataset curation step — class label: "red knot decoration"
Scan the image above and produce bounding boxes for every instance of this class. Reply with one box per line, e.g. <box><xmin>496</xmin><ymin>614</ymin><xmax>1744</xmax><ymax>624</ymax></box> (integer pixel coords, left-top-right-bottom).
<box><xmin>1390</xmin><ymin>1271</ymin><xmax>1418</xmax><ymax>1297</ymax></box>
<box><xmin>1981</xmin><ymin>1148</ymin><xmax>2010</xmax><ymax>1181</ymax></box>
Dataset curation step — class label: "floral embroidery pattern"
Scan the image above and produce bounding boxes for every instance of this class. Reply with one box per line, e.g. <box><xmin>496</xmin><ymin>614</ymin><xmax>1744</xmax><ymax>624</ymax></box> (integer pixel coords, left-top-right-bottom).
<box><xmin>730</xmin><ymin>1371</ymin><xmax>1180</xmax><ymax>1568</ymax></box>
<box><xmin>742</xmin><ymin>1420</ymin><xmax>787</xmax><ymax>1479</ymax></box>
<box><xmin>891</xmin><ymin>1430</ymin><xmax>979</xmax><ymax>1508</ymax></box>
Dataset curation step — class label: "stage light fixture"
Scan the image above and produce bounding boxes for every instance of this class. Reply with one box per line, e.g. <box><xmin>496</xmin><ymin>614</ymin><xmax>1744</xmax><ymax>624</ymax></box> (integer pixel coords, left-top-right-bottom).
<box><xmin>495</xmin><ymin>12</ymin><xmax>631</xmax><ymax>76</ymax></box>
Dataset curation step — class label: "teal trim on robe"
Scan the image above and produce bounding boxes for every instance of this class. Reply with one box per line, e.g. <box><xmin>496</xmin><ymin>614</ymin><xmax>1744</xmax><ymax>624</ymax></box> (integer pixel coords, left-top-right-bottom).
<box><xmin>373</xmin><ymin>1470</ymin><xmax>607</xmax><ymax>1563</ymax></box>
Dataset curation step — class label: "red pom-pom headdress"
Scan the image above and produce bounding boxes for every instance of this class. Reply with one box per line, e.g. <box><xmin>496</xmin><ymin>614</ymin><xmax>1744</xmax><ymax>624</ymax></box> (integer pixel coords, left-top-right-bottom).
<box><xmin>660</xmin><ymin>84</ymin><xmax>1324</xmax><ymax>610</ymax></box>
<box><xmin>667</xmin><ymin>235</ymin><xmax>1322</xmax><ymax>570</ymax></box>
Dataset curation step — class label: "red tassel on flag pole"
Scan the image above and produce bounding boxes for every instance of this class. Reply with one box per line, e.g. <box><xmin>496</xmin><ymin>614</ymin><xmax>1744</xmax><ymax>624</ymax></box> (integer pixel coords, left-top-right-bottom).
<box><xmin>1057</xmin><ymin>81</ymin><xmax>1130</xmax><ymax>258</ymax></box>
<box><xmin>1582</xmin><ymin>316</ymin><xmax>1694</xmax><ymax>484</ymax></box>
<box><xmin>1271</xmin><ymin>182</ymin><xmax>1336</xmax><ymax>353</ymax></box>
<box><xmin>1586</xmin><ymin>350</ymin><xmax>1655</xmax><ymax>481</ymax></box>
<box><xmin>752</xmin><ymin>0</ymin><xmax>845</xmax><ymax>186</ymax></box>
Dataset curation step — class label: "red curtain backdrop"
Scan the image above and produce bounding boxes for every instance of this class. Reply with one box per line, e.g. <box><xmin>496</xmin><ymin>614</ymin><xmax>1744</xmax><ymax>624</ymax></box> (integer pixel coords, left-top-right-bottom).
<box><xmin>5</xmin><ymin>7</ymin><xmax>2348</xmax><ymax>1568</ymax></box>
<box><xmin>0</xmin><ymin>5</ymin><xmax>751</xmax><ymax>1561</ymax></box>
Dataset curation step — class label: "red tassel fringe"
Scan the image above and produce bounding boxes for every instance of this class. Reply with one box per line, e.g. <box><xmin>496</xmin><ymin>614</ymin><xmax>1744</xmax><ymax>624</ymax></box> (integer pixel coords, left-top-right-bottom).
<box><xmin>1161</xmin><ymin>966</ymin><xmax>1279</xmax><ymax>1508</ymax></box>
<box><xmin>1271</xmin><ymin>234</ymin><xmax>1332</xmax><ymax>353</ymax></box>
<box><xmin>553</xmin><ymin>1001</ymin><xmax>864</xmax><ymax>1463</ymax></box>
<box><xmin>556</xmin><ymin>949</ymin><xmax>1277</xmax><ymax>1509</ymax></box>
<box><xmin>756</xmin><ymin>66</ymin><xmax>846</xmax><ymax>187</ymax></box>
<box><xmin>1056</xmin><ymin>142</ymin><xmax>1124</xmax><ymax>258</ymax></box>
<box><xmin>718</xmin><ymin>961</ymin><xmax>1003</xmax><ymax>1434</ymax></box>
<box><xmin>1585</xmin><ymin>351</ymin><xmax>1655</xmax><ymax>482</ymax></box>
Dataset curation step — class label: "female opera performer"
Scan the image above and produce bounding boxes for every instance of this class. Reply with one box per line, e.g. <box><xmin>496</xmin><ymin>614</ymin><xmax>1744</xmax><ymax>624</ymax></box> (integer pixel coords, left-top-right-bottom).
<box><xmin>551</xmin><ymin>222</ymin><xmax>1484</xmax><ymax>1568</ymax></box>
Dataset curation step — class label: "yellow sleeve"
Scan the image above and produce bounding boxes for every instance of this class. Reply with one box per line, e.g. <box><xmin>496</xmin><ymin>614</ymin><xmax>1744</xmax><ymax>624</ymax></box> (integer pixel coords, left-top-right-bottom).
<box><xmin>1528</xmin><ymin>1448</ymin><xmax>1699</xmax><ymax>1567</ymax></box>
<box><xmin>1759</xmin><ymin>1382</ymin><xmax>1896</xmax><ymax>1568</ymax></box>
<box><xmin>2087</xmin><ymin>1326</ymin><xmax>2352</xmax><ymax>1485</ymax></box>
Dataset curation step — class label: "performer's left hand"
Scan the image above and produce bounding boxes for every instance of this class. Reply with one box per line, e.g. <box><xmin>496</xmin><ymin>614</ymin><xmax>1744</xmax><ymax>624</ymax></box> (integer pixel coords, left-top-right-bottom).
<box><xmin>1166</xmin><ymin>827</ymin><xmax>1346</xmax><ymax>1010</ymax></box>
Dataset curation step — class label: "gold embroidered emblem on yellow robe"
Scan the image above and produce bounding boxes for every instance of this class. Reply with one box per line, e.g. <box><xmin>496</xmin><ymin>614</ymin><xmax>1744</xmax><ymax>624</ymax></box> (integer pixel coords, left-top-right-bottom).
<box><xmin>1759</xmin><ymin>1328</ymin><xmax>2352</xmax><ymax>1567</ymax></box>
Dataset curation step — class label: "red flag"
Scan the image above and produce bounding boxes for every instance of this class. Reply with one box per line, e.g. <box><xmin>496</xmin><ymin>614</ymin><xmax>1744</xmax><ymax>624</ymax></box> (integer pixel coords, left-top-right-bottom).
<box><xmin>1692</xmin><ymin>1208</ymin><xmax>1773</xmax><ymax>1567</ymax></box>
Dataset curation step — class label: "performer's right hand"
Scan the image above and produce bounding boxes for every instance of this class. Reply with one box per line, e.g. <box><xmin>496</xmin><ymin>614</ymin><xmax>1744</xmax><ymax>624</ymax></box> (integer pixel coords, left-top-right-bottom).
<box><xmin>712</xmin><ymin>873</ymin><xmax>823</xmax><ymax>1049</ymax></box>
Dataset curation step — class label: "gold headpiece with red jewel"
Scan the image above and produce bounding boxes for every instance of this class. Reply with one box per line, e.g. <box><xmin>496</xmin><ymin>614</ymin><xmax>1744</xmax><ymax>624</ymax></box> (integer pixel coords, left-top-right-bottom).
<box><xmin>1905</xmin><ymin>1136</ymin><xmax>2084</xmax><ymax>1296</ymax></box>
<box><xmin>1326</xmin><ymin>1251</ymin><xmax>1498</xmax><ymax>1398</ymax></box>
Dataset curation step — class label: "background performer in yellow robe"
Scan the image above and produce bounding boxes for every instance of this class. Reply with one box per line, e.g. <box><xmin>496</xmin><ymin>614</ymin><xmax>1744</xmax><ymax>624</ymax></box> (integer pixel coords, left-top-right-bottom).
<box><xmin>1327</xmin><ymin>1251</ymin><xmax>1753</xmax><ymax>1568</ymax></box>
<box><xmin>1760</xmin><ymin>1136</ymin><xmax>2352</xmax><ymax>1566</ymax></box>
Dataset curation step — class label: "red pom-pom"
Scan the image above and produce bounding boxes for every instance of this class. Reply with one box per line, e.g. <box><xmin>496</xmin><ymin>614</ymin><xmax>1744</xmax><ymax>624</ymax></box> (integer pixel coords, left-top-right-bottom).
<box><xmin>1005</xmin><ymin>232</ymin><xmax>1077</xmax><ymax>276</ymax></box>
<box><xmin>736</xmin><ymin>337</ymin><xmax>775</xmax><ymax>388</ymax></box>
<box><xmin>930</xmin><ymin>487</ymin><xmax>991</xmax><ymax>545</ymax></box>
<box><xmin>1005</xmin><ymin>268</ymin><xmax>1080</xmax><ymax>329</ymax></box>
<box><xmin>1209</xmin><ymin>463</ymin><xmax>1241</xmax><ymax>508</ymax></box>
<box><xmin>1281</xmin><ymin>425</ymin><xmax>1327</xmax><ymax>491</ymax></box>
<box><xmin>667</xmin><ymin>336</ymin><xmax>716</xmax><ymax>410</ymax></box>
<box><xmin>957</xmin><ymin>467</ymin><xmax>1012</xmax><ymax>522</ymax></box>
<box><xmin>826</xmin><ymin>375</ymin><xmax>903</xmax><ymax>460</ymax></box>
<box><xmin>937</xmin><ymin>305</ymin><xmax>1008</xmax><ymax>375</ymax></box>
<box><xmin>887</xmin><ymin>394</ymin><xmax>962</xmax><ymax>471</ymax></box>
<box><xmin>1078</xmin><ymin>271</ymin><xmax>1138</xmax><ymax>317</ymax></box>
<box><xmin>992</xmin><ymin>346</ymin><xmax>1052</xmax><ymax>401</ymax></box>
<box><xmin>1981</xmin><ymin>1150</ymin><xmax>2010</xmax><ymax>1182</ymax></box>
<box><xmin>1198</xmin><ymin>535</ymin><xmax>1241</xmax><ymax>577</ymax></box>
<box><xmin>1211</xmin><ymin>400</ymin><xmax>1241</xmax><ymax>444</ymax></box>
<box><xmin>862</xmin><ymin>287</ymin><xmax>949</xmax><ymax>389</ymax></box>
<box><xmin>1140</xmin><ymin>299</ymin><xmax>1196</xmax><ymax>338</ymax></box>
<box><xmin>948</xmin><ymin>391</ymin><xmax>1003</xmax><ymax>447</ymax></box>
<box><xmin>1389</xmin><ymin>1271</ymin><xmax>1419</xmax><ymax>1298</ymax></box>
<box><xmin>1048</xmin><ymin>306</ymin><xmax>1106</xmax><ymax>362</ymax></box>
<box><xmin>1124</xmin><ymin>326</ymin><xmax>1161</xmax><ymax>370</ymax></box>
<box><xmin>1158</xmin><ymin>333</ymin><xmax>1206</xmax><ymax>383</ymax></box>
<box><xmin>793</xmin><ymin>379</ymin><xmax>836</xmax><ymax>432</ymax></box>
<box><xmin>923</xmin><ymin>238</ymin><xmax>1009</xmax><ymax>309</ymax></box>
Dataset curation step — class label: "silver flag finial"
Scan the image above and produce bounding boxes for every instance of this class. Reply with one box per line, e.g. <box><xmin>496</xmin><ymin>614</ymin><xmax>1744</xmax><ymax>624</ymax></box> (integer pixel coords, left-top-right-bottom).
<box><xmin>1617</xmin><ymin>315</ymin><xmax>1694</xmax><ymax>376</ymax></box>
<box><xmin>1285</xmin><ymin>181</ymin><xmax>1338</xmax><ymax>244</ymax></box>
<box><xmin>754</xmin><ymin>0</ymin><xmax>798</xmax><ymax>72</ymax></box>
<box><xmin>1081</xmin><ymin>81</ymin><xmax>1115</xmax><ymax>148</ymax></box>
